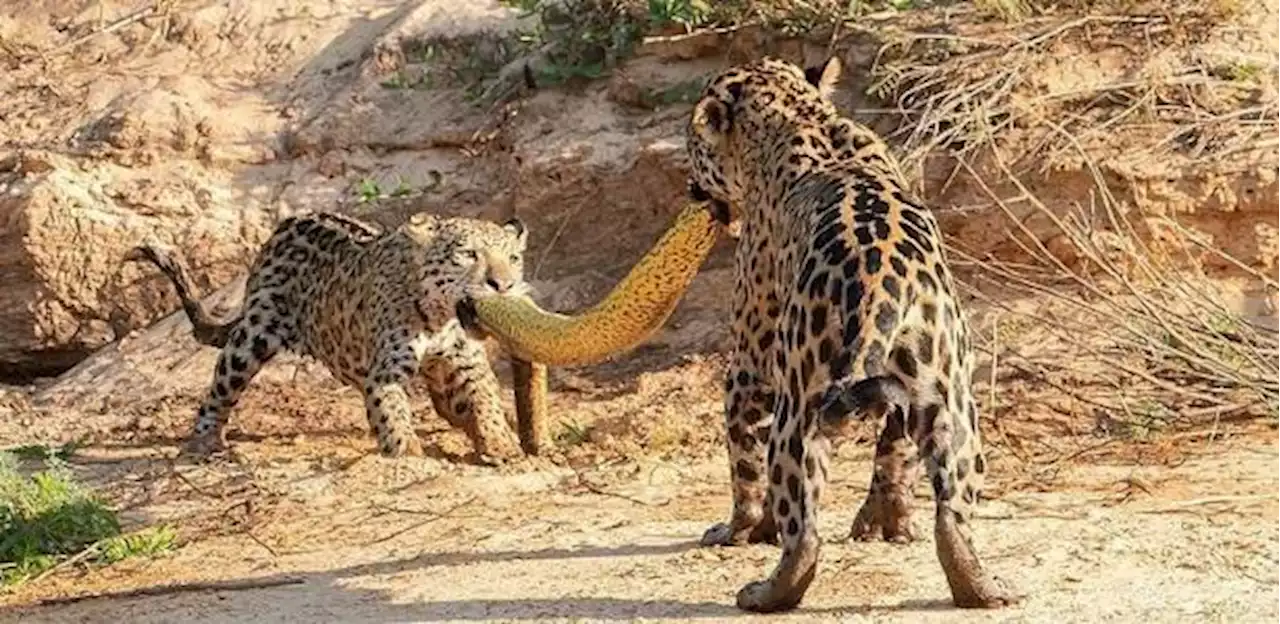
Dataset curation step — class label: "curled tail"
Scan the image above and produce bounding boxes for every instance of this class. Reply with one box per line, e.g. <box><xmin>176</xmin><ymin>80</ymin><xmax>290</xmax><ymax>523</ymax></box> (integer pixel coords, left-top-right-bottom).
<box><xmin>819</xmin><ymin>375</ymin><xmax>911</xmax><ymax>426</ymax></box>
<box><xmin>126</xmin><ymin>245</ymin><xmax>235</xmax><ymax>348</ymax></box>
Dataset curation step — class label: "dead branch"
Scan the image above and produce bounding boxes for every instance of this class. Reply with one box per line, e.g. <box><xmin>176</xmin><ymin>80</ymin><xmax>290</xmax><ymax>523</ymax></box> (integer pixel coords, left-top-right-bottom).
<box><xmin>1135</xmin><ymin>494</ymin><xmax>1276</xmax><ymax>515</ymax></box>
<box><xmin>48</xmin><ymin>4</ymin><xmax>158</xmax><ymax>57</ymax></box>
<box><xmin>362</xmin><ymin>496</ymin><xmax>478</xmax><ymax>545</ymax></box>
<box><xmin>31</xmin><ymin>576</ymin><xmax>306</xmax><ymax>607</ymax></box>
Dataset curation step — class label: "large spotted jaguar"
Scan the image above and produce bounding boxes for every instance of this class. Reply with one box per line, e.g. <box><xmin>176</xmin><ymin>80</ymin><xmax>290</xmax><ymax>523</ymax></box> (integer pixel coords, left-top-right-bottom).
<box><xmin>685</xmin><ymin>57</ymin><xmax>1020</xmax><ymax>611</ymax></box>
<box><xmin>128</xmin><ymin>210</ymin><xmax>538</xmax><ymax>464</ymax></box>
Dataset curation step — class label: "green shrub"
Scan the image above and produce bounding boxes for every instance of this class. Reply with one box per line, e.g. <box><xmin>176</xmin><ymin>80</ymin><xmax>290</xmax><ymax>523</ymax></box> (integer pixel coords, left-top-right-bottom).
<box><xmin>0</xmin><ymin>453</ymin><xmax>175</xmax><ymax>587</ymax></box>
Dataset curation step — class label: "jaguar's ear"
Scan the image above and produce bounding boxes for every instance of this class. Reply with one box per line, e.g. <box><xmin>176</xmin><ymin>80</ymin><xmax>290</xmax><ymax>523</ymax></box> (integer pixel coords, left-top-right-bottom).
<box><xmin>409</xmin><ymin>212</ymin><xmax>433</xmax><ymax>225</ymax></box>
<box><xmin>690</xmin><ymin>95</ymin><xmax>732</xmax><ymax>144</ymax></box>
<box><xmin>407</xmin><ymin>212</ymin><xmax>440</xmax><ymax>236</ymax></box>
<box><xmin>805</xmin><ymin>56</ymin><xmax>843</xmax><ymax>101</ymax></box>
<box><xmin>502</xmin><ymin>218</ymin><xmax>528</xmax><ymax>246</ymax></box>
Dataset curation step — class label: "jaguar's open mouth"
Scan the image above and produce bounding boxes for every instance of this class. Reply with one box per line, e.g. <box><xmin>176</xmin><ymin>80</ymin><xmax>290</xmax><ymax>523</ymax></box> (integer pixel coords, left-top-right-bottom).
<box><xmin>455</xmin><ymin>296</ymin><xmax>490</xmax><ymax>340</ymax></box>
<box><xmin>455</xmin><ymin>297</ymin><xmax>478</xmax><ymax>328</ymax></box>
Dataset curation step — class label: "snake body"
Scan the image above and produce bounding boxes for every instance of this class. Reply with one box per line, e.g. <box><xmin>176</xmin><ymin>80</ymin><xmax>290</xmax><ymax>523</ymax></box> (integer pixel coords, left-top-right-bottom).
<box><xmin>475</xmin><ymin>201</ymin><xmax>721</xmax><ymax>367</ymax></box>
<box><xmin>511</xmin><ymin>358</ymin><xmax>548</xmax><ymax>455</ymax></box>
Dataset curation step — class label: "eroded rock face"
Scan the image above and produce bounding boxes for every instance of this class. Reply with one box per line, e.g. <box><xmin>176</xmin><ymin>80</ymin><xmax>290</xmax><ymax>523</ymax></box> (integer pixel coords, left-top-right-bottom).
<box><xmin>30</xmin><ymin>275</ymin><xmax>252</xmax><ymax>413</ymax></box>
<box><xmin>0</xmin><ymin>151</ymin><xmax>268</xmax><ymax>380</ymax></box>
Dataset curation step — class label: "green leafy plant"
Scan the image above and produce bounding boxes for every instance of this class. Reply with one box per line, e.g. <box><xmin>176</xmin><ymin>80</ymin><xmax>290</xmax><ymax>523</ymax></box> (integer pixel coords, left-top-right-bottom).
<box><xmin>2</xmin><ymin>439</ymin><xmax>84</xmax><ymax>462</ymax></box>
<box><xmin>355</xmin><ymin>178</ymin><xmax>383</xmax><ymax>203</ymax></box>
<box><xmin>555</xmin><ymin>419</ymin><xmax>592</xmax><ymax>447</ymax></box>
<box><xmin>647</xmin><ymin>0</ymin><xmax>712</xmax><ymax>29</ymax></box>
<box><xmin>0</xmin><ymin>454</ymin><xmax>175</xmax><ymax>587</ymax></box>
<box><xmin>380</xmin><ymin>70</ymin><xmax>432</xmax><ymax>90</ymax></box>
<box><xmin>99</xmin><ymin>526</ymin><xmax>177</xmax><ymax>564</ymax></box>
<box><xmin>391</xmin><ymin>177</ymin><xmax>415</xmax><ymax>198</ymax></box>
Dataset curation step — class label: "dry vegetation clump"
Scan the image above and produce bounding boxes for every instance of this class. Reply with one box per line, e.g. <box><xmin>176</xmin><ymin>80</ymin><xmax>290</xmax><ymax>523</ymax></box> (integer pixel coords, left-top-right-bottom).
<box><xmin>858</xmin><ymin>3</ymin><xmax>1278</xmax><ymax>452</ymax></box>
<box><xmin>866</xmin><ymin>5</ymin><xmax>1276</xmax><ymax>180</ymax></box>
<box><xmin>954</xmin><ymin>165</ymin><xmax>1277</xmax><ymax>449</ymax></box>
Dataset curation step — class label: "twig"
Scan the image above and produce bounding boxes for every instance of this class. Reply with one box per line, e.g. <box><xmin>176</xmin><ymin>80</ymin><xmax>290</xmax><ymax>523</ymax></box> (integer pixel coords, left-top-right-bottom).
<box><xmin>370</xmin><ymin>502</ymin><xmax>467</xmax><ymax>516</ymax></box>
<box><xmin>532</xmin><ymin>188</ymin><xmax>590</xmax><ymax>280</ymax></box>
<box><xmin>983</xmin><ymin>313</ymin><xmax>1027</xmax><ymax>463</ymax></box>
<box><xmin>362</xmin><ymin>496</ymin><xmax>477</xmax><ymax>545</ymax></box>
<box><xmin>167</xmin><ymin>462</ymin><xmax>222</xmax><ymax>499</ymax></box>
<box><xmin>32</xmin><ymin>576</ymin><xmax>306</xmax><ymax>607</ymax></box>
<box><xmin>28</xmin><ymin>544</ymin><xmax>101</xmax><ymax>586</ymax></box>
<box><xmin>580</xmin><ymin>481</ymin><xmax>668</xmax><ymax>507</ymax></box>
<box><xmin>1135</xmin><ymin>494</ymin><xmax>1275</xmax><ymax>515</ymax></box>
<box><xmin>48</xmin><ymin>4</ymin><xmax>157</xmax><ymax>56</ymax></box>
<box><xmin>244</xmin><ymin>529</ymin><xmax>279</xmax><ymax>558</ymax></box>
<box><xmin>640</xmin><ymin>22</ymin><xmax>753</xmax><ymax>46</ymax></box>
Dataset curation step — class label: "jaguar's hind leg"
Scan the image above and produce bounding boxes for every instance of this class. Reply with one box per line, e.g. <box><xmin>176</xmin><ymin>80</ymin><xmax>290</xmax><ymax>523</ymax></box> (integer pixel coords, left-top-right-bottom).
<box><xmin>185</xmin><ymin>305</ymin><xmax>293</xmax><ymax>457</ymax></box>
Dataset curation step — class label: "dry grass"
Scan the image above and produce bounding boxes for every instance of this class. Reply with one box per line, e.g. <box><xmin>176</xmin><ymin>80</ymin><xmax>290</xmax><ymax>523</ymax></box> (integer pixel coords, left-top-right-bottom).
<box><xmin>954</xmin><ymin>151</ymin><xmax>1277</xmax><ymax>437</ymax></box>
<box><xmin>849</xmin><ymin>2</ymin><xmax>1279</xmax><ymax>460</ymax></box>
<box><xmin>972</xmin><ymin>0</ymin><xmax>1246</xmax><ymax>22</ymax></box>
<box><xmin>865</xmin><ymin>8</ymin><xmax>1277</xmax><ymax>183</ymax></box>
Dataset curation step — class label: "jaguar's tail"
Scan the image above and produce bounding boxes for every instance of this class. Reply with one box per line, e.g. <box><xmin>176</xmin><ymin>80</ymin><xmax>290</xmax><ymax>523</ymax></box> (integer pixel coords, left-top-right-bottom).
<box><xmin>126</xmin><ymin>244</ymin><xmax>235</xmax><ymax>348</ymax></box>
<box><xmin>819</xmin><ymin>375</ymin><xmax>912</xmax><ymax>425</ymax></box>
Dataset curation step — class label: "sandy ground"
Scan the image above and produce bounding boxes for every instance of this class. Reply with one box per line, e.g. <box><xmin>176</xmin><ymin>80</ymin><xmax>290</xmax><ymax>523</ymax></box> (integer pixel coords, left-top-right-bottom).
<box><xmin>0</xmin><ymin>360</ymin><xmax>1276</xmax><ymax>623</ymax></box>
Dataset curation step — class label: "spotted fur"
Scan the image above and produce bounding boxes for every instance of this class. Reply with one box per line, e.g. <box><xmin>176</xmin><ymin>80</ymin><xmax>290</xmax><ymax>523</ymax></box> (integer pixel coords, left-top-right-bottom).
<box><xmin>686</xmin><ymin>57</ymin><xmax>1019</xmax><ymax>612</ymax></box>
<box><xmin>128</xmin><ymin>211</ymin><xmax>531</xmax><ymax>464</ymax></box>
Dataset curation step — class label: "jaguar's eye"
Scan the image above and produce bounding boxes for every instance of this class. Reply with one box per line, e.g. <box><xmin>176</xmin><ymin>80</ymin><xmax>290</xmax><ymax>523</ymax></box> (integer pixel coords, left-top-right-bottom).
<box><xmin>458</xmin><ymin>246</ymin><xmax>481</xmax><ymax>264</ymax></box>
<box><xmin>509</xmin><ymin>254</ymin><xmax>521</xmax><ymax>263</ymax></box>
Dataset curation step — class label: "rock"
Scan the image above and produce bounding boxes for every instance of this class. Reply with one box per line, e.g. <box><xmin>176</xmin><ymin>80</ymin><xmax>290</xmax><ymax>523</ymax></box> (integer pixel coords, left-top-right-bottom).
<box><xmin>0</xmin><ymin>151</ymin><xmax>270</xmax><ymax>380</ymax></box>
<box><xmin>28</xmin><ymin>275</ymin><xmax>239</xmax><ymax>411</ymax></box>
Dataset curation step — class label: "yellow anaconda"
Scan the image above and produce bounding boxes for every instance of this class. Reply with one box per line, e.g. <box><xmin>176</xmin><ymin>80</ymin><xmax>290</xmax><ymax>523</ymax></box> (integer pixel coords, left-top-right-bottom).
<box><xmin>511</xmin><ymin>358</ymin><xmax>548</xmax><ymax>455</ymax></box>
<box><xmin>473</xmin><ymin>201</ymin><xmax>721</xmax><ymax>367</ymax></box>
